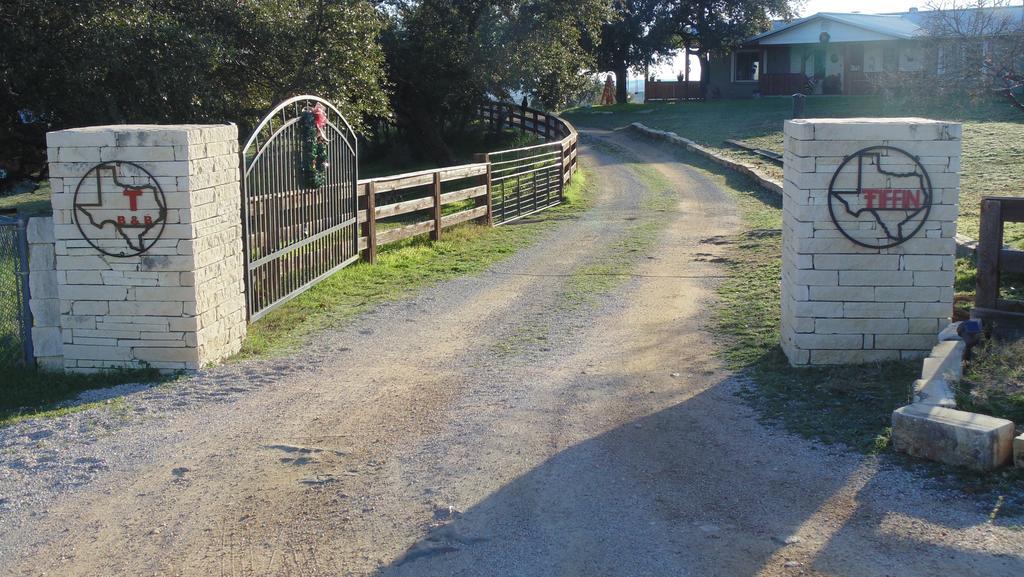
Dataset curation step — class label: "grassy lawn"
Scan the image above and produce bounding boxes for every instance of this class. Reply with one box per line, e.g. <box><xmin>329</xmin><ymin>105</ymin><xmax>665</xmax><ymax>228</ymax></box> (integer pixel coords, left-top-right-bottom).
<box><xmin>0</xmin><ymin>180</ymin><xmax>52</xmax><ymax>216</ymax></box>
<box><xmin>564</xmin><ymin>96</ymin><xmax>1024</xmax><ymax>245</ymax></box>
<box><xmin>238</xmin><ymin>168</ymin><xmax>593</xmax><ymax>357</ymax></box>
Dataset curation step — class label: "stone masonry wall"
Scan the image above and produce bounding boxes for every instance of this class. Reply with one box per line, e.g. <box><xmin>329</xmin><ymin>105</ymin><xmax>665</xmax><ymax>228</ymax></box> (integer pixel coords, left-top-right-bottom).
<box><xmin>46</xmin><ymin>124</ymin><xmax>246</xmax><ymax>372</ymax></box>
<box><xmin>27</xmin><ymin>216</ymin><xmax>63</xmax><ymax>370</ymax></box>
<box><xmin>781</xmin><ymin>118</ymin><xmax>962</xmax><ymax>366</ymax></box>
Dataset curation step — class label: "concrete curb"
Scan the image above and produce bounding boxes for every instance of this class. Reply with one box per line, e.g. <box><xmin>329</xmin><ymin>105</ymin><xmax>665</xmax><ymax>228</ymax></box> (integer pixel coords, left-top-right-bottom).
<box><xmin>626</xmin><ymin>122</ymin><xmax>979</xmax><ymax>257</ymax></box>
<box><xmin>628</xmin><ymin>123</ymin><xmax>783</xmax><ymax>196</ymax></box>
<box><xmin>893</xmin><ymin>323</ymin><xmax>1019</xmax><ymax>470</ymax></box>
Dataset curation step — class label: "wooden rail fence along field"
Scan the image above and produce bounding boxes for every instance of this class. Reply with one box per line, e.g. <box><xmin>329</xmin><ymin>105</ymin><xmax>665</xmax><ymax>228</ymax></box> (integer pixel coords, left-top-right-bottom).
<box><xmin>357</xmin><ymin>102</ymin><xmax>579</xmax><ymax>263</ymax></box>
<box><xmin>974</xmin><ymin>196</ymin><xmax>1024</xmax><ymax>336</ymax></box>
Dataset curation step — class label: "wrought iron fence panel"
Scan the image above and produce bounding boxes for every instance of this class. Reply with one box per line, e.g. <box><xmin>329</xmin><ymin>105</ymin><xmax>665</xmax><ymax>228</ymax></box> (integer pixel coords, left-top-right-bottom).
<box><xmin>488</xmin><ymin>142</ymin><xmax>564</xmax><ymax>225</ymax></box>
<box><xmin>241</xmin><ymin>96</ymin><xmax>359</xmax><ymax>321</ymax></box>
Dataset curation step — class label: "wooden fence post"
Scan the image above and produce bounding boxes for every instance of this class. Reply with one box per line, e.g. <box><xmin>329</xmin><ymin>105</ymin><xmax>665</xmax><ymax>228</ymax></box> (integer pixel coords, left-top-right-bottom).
<box><xmin>484</xmin><ymin>160</ymin><xmax>494</xmax><ymax>226</ymax></box>
<box><xmin>364</xmin><ymin>181</ymin><xmax>377</xmax><ymax>264</ymax></box>
<box><xmin>431</xmin><ymin>172</ymin><xmax>442</xmax><ymax>241</ymax></box>
<box><xmin>561</xmin><ymin>142</ymin><xmax>569</xmax><ymax>193</ymax></box>
<box><xmin>976</xmin><ymin>198</ymin><xmax>1003</xmax><ymax>309</ymax></box>
<box><xmin>558</xmin><ymin>145</ymin><xmax>566</xmax><ymax>202</ymax></box>
<box><xmin>474</xmin><ymin>153</ymin><xmax>493</xmax><ymax>227</ymax></box>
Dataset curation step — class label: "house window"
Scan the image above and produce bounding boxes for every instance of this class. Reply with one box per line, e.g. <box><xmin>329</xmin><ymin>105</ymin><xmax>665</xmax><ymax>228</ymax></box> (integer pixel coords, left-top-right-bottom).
<box><xmin>734</xmin><ymin>51</ymin><xmax>760</xmax><ymax>82</ymax></box>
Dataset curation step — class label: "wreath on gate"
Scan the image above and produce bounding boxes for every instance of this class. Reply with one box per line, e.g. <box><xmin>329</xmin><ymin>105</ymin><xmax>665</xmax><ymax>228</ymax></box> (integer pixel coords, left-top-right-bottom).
<box><xmin>299</xmin><ymin>103</ymin><xmax>330</xmax><ymax>188</ymax></box>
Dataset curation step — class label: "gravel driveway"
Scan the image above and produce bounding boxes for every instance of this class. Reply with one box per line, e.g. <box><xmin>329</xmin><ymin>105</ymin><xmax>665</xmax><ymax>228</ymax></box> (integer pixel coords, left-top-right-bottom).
<box><xmin>0</xmin><ymin>129</ymin><xmax>1021</xmax><ymax>576</ymax></box>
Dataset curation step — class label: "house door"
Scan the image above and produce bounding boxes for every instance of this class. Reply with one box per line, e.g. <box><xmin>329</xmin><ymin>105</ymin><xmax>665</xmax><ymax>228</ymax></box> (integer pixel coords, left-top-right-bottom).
<box><xmin>813</xmin><ymin>48</ymin><xmax>827</xmax><ymax>80</ymax></box>
<box><xmin>845</xmin><ymin>44</ymin><xmax>867</xmax><ymax>95</ymax></box>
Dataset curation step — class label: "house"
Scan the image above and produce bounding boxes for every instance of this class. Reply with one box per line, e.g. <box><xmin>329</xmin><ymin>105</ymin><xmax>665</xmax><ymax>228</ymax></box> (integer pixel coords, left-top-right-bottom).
<box><xmin>707</xmin><ymin>6</ymin><xmax>1024</xmax><ymax>98</ymax></box>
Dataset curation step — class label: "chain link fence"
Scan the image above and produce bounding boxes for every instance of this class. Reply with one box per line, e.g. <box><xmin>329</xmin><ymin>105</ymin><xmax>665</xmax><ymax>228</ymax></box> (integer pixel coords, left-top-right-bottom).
<box><xmin>0</xmin><ymin>215</ymin><xmax>31</xmax><ymax>366</ymax></box>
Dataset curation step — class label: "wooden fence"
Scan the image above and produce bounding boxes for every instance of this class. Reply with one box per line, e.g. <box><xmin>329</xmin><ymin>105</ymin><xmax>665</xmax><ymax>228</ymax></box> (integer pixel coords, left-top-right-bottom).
<box><xmin>644</xmin><ymin>80</ymin><xmax>701</xmax><ymax>101</ymax></box>
<box><xmin>357</xmin><ymin>103</ymin><xmax>579</xmax><ymax>263</ymax></box>
<box><xmin>974</xmin><ymin>196</ymin><xmax>1024</xmax><ymax>335</ymax></box>
<box><xmin>760</xmin><ymin>73</ymin><xmax>809</xmax><ymax>96</ymax></box>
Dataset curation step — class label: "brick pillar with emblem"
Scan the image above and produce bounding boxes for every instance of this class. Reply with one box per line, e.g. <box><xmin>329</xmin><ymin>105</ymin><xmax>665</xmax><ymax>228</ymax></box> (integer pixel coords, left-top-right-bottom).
<box><xmin>46</xmin><ymin>125</ymin><xmax>246</xmax><ymax>372</ymax></box>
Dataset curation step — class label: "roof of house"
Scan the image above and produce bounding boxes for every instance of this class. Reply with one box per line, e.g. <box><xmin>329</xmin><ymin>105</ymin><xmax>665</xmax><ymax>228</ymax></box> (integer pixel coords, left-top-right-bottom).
<box><xmin>746</xmin><ymin>6</ymin><xmax>1024</xmax><ymax>45</ymax></box>
<box><xmin>748</xmin><ymin>12</ymin><xmax>922</xmax><ymax>43</ymax></box>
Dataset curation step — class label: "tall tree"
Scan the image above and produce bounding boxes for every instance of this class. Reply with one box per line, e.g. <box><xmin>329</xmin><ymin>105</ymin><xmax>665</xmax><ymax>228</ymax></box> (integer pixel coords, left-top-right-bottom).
<box><xmin>505</xmin><ymin>0</ymin><xmax>608</xmax><ymax>110</ymax></box>
<box><xmin>666</xmin><ymin>0</ymin><xmax>796</xmax><ymax>97</ymax></box>
<box><xmin>594</xmin><ymin>0</ymin><xmax>675</xmax><ymax>104</ymax></box>
<box><xmin>0</xmin><ymin>0</ymin><xmax>391</xmax><ymax>132</ymax></box>
<box><xmin>381</xmin><ymin>0</ymin><xmax>609</xmax><ymax>164</ymax></box>
<box><xmin>919</xmin><ymin>0</ymin><xmax>1024</xmax><ymax>109</ymax></box>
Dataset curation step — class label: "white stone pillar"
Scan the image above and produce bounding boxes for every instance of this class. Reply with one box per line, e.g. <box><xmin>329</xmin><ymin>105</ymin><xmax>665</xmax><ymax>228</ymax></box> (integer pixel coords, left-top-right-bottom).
<box><xmin>781</xmin><ymin>118</ymin><xmax>961</xmax><ymax>366</ymax></box>
<box><xmin>46</xmin><ymin>125</ymin><xmax>246</xmax><ymax>372</ymax></box>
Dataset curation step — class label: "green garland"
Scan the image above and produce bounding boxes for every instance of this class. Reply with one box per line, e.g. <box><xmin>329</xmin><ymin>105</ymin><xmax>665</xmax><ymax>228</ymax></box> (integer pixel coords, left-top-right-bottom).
<box><xmin>299</xmin><ymin>109</ymin><xmax>329</xmax><ymax>188</ymax></box>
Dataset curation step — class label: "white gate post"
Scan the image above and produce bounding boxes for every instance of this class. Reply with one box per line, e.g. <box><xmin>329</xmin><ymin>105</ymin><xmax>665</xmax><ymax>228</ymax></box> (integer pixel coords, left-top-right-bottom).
<box><xmin>781</xmin><ymin>118</ymin><xmax>962</xmax><ymax>366</ymax></box>
<box><xmin>46</xmin><ymin>125</ymin><xmax>246</xmax><ymax>372</ymax></box>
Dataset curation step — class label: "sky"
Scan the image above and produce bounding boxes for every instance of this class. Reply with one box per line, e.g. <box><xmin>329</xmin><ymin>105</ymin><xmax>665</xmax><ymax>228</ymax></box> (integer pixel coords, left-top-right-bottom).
<box><xmin>637</xmin><ymin>0</ymin><xmax>928</xmax><ymax>82</ymax></box>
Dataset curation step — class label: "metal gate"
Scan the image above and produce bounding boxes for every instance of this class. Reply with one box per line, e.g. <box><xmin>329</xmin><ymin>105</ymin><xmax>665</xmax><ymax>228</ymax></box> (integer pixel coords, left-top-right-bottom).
<box><xmin>487</xmin><ymin>141</ymin><xmax>564</xmax><ymax>224</ymax></box>
<box><xmin>0</xmin><ymin>214</ymin><xmax>32</xmax><ymax>365</ymax></box>
<box><xmin>241</xmin><ymin>96</ymin><xmax>359</xmax><ymax>321</ymax></box>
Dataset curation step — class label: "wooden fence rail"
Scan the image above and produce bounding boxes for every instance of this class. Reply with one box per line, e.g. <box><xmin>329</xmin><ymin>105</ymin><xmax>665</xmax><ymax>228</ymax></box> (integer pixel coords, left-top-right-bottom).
<box><xmin>974</xmin><ymin>196</ymin><xmax>1024</xmax><ymax>335</ymax></box>
<box><xmin>357</xmin><ymin>103</ymin><xmax>579</xmax><ymax>263</ymax></box>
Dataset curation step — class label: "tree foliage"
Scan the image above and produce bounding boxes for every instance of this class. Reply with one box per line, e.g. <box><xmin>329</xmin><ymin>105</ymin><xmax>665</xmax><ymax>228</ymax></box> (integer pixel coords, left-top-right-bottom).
<box><xmin>381</xmin><ymin>0</ymin><xmax>608</xmax><ymax>164</ymax></box>
<box><xmin>0</xmin><ymin>0</ymin><xmax>390</xmax><ymax>134</ymax></box>
<box><xmin>1</xmin><ymin>0</ymin><xmax>610</xmax><ymax>175</ymax></box>
<box><xmin>594</xmin><ymin>0</ymin><xmax>675</xmax><ymax>104</ymax></box>
<box><xmin>919</xmin><ymin>1</ymin><xmax>1024</xmax><ymax>109</ymax></box>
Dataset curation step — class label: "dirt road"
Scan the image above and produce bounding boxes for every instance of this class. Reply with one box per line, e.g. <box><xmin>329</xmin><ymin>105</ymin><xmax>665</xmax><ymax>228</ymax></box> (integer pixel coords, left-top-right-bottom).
<box><xmin>1</xmin><ymin>130</ymin><xmax>1021</xmax><ymax>576</ymax></box>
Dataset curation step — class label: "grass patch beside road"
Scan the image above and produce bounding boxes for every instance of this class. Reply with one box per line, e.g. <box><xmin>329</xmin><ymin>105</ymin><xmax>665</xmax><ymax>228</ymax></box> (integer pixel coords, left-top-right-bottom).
<box><xmin>239</xmin><ymin>169</ymin><xmax>594</xmax><ymax>357</ymax></box>
<box><xmin>0</xmin><ymin>366</ymin><xmax>163</xmax><ymax>427</ymax></box>
<box><xmin>562</xmin><ymin>141</ymin><xmax>677</xmax><ymax>308</ymax></box>
<box><xmin>686</xmin><ymin>149</ymin><xmax>918</xmax><ymax>453</ymax></box>
<box><xmin>565</xmin><ymin>96</ymin><xmax>1024</xmax><ymax>245</ymax></box>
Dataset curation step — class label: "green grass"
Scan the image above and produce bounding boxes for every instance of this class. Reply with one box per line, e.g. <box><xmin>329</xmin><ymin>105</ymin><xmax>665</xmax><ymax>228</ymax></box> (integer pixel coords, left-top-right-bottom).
<box><xmin>0</xmin><ymin>180</ymin><xmax>52</xmax><ymax>216</ymax></box>
<box><xmin>238</xmin><ymin>168</ymin><xmax>594</xmax><ymax>357</ymax></box>
<box><xmin>0</xmin><ymin>252</ymin><xmax>22</xmax><ymax>366</ymax></box>
<box><xmin>1</xmin><ymin>167</ymin><xmax>591</xmax><ymax>426</ymax></box>
<box><xmin>561</xmin><ymin>142</ymin><xmax>676</xmax><ymax>308</ymax></box>
<box><xmin>565</xmin><ymin>95</ymin><xmax>1024</xmax><ymax>245</ymax></box>
<box><xmin>958</xmin><ymin>339</ymin><xmax>1024</xmax><ymax>429</ymax></box>
<box><xmin>0</xmin><ymin>365</ymin><xmax>164</xmax><ymax>427</ymax></box>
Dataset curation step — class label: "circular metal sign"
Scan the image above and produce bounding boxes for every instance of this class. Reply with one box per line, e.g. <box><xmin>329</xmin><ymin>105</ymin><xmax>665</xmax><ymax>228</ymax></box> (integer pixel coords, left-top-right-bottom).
<box><xmin>73</xmin><ymin>161</ymin><xmax>168</xmax><ymax>258</ymax></box>
<box><xmin>827</xmin><ymin>146</ymin><xmax>933</xmax><ymax>249</ymax></box>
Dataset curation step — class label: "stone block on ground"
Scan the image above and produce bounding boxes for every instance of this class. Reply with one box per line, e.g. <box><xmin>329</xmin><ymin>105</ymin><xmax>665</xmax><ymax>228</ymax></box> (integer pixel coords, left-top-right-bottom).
<box><xmin>1015</xmin><ymin>434</ymin><xmax>1024</xmax><ymax>469</ymax></box>
<box><xmin>921</xmin><ymin>340</ymin><xmax>965</xmax><ymax>382</ymax></box>
<box><xmin>912</xmin><ymin>378</ymin><xmax>957</xmax><ymax>408</ymax></box>
<box><xmin>892</xmin><ymin>404</ymin><xmax>1014</xmax><ymax>471</ymax></box>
